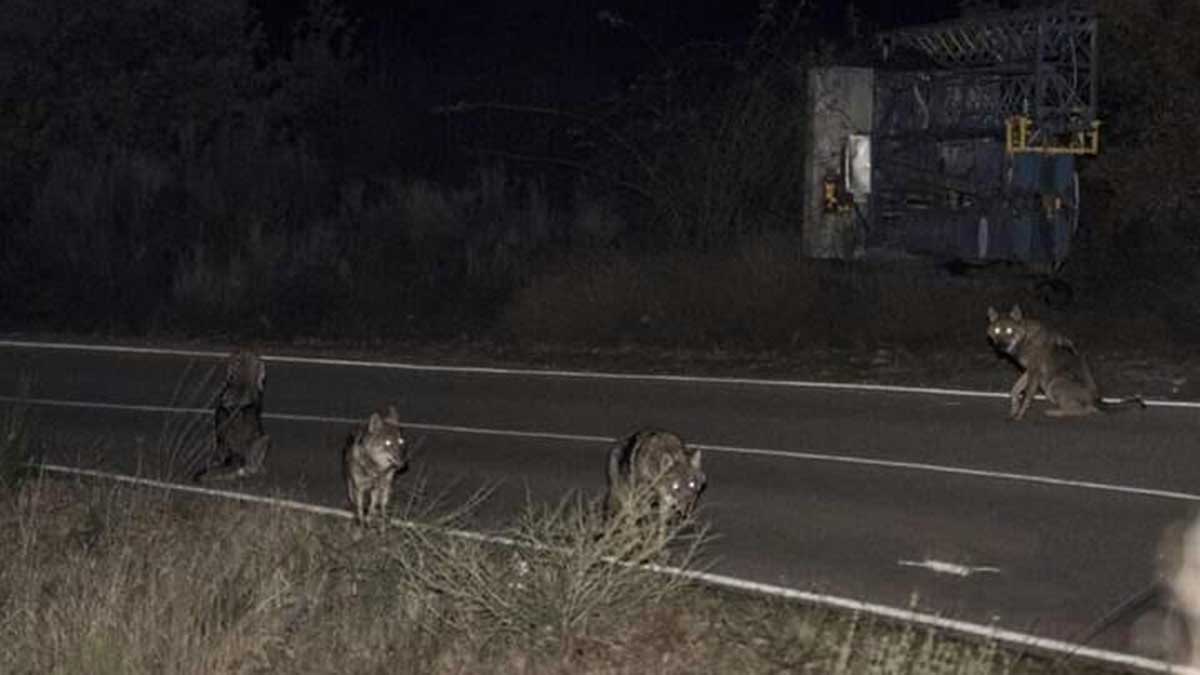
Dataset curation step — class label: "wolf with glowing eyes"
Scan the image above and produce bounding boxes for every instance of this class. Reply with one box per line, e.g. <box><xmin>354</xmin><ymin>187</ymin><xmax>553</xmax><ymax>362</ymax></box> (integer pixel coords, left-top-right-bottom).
<box><xmin>605</xmin><ymin>428</ymin><xmax>706</xmax><ymax>530</ymax></box>
<box><xmin>343</xmin><ymin>406</ymin><xmax>409</xmax><ymax>527</ymax></box>
<box><xmin>987</xmin><ymin>305</ymin><xmax>1144</xmax><ymax>419</ymax></box>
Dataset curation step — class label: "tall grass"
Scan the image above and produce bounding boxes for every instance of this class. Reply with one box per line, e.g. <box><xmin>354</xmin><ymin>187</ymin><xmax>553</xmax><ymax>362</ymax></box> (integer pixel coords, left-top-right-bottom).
<box><xmin>0</xmin><ymin>375</ymin><xmax>40</xmax><ymax>489</ymax></box>
<box><xmin>156</xmin><ymin>359</ymin><xmax>227</xmax><ymax>483</ymax></box>
<box><xmin>0</xmin><ymin>472</ymin><xmax>1120</xmax><ymax>674</ymax></box>
<box><xmin>503</xmin><ymin>232</ymin><xmax>1053</xmax><ymax>352</ymax></box>
<box><xmin>0</xmin><ymin>478</ymin><xmax>701</xmax><ymax>673</ymax></box>
<box><xmin>387</xmin><ymin>489</ymin><xmax>703</xmax><ymax>662</ymax></box>
<box><xmin>0</xmin><ymin>480</ymin><xmax>327</xmax><ymax>674</ymax></box>
<box><xmin>0</xmin><ymin>402</ymin><xmax>35</xmax><ymax>489</ymax></box>
<box><xmin>5</xmin><ymin>0</ymin><xmax>1199</xmax><ymax>357</ymax></box>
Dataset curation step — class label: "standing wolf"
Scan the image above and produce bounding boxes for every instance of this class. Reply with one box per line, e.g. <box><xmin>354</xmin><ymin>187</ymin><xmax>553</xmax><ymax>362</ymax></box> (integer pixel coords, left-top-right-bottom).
<box><xmin>986</xmin><ymin>305</ymin><xmax>1144</xmax><ymax>419</ymax></box>
<box><xmin>194</xmin><ymin>351</ymin><xmax>271</xmax><ymax>482</ymax></box>
<box><xmin>343</xmin><ymin>406</ymin><xmax>409</xmax><ymax>528</ymax></box>
<box><xmin>605</xmin><ymin>428</ymin><xmax>706</xmax><ymax>529</ymax></box>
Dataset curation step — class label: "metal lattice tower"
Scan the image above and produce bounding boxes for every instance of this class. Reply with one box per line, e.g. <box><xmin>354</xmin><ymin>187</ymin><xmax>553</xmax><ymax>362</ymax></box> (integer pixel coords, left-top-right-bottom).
<box><xmin>878</xmin><ymin>0</ymin><xmax>1097</xmax><ymax>137</ymax></box>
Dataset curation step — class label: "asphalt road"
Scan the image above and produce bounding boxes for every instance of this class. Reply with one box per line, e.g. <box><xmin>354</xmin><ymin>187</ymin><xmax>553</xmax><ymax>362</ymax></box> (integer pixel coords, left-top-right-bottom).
<box><xmin>2</xmin><ymin>340</ymin><xmax>1197</xmax><ymax>663</ymax></box>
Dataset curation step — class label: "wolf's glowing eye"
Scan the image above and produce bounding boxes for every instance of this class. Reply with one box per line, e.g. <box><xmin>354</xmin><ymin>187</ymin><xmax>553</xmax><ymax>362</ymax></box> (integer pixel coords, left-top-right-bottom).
<box><xmin>1005</xmin><ymin>327</ymin><xmax>1013</xmax><ymax>334</ymax></box>
<box><xmin>671</xmin><ymin>480</ymin><xmax>681</xmax><ymax>491</ymax></box>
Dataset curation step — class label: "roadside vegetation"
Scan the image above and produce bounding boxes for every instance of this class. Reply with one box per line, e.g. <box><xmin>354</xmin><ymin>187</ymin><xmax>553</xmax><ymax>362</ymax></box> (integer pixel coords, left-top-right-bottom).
<box><xmin>0</xmin><ymin>469</ymin><xmax>1129</xmax><ymax>675</ymax></box>
<box><xmin>0</xmin><ymin>0</ymin><xmax>1195</xmax><ymax>359</ymax></box>
<box><xmin>0</xmin><ymin>380</ymin><xmax>38</xmax><ymax>489</ymax></box>
<box><xmin>0</xmin><ymin>1</ymin><xmax>1189</xmax><ymax>669</ymax></box>
<box><xmin>0</xmin><ymin>400</ymin><xmax>1134</xmax><ymax>675</ymax></box>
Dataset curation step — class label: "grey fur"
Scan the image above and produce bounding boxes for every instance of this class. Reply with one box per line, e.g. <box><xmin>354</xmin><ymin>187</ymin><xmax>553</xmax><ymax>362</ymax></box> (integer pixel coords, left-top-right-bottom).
<box><xmin>194</xmin><ymin>351</ymin><xmax>271</xmax><ymax>482</ymax></box>
<box><xmin>605</xmin><ymin>428</ymin><xmax>706</xmax><ymax>526</ymax></box>
<box><xmin>987</xmin><ymin>305</ymin><xmax>1144</xmax><ymax>419</ymax></box>
<box><xmin>343</xmin><ymin>406</ymin><xmax>409</xmax><ymax>527</ymax></box>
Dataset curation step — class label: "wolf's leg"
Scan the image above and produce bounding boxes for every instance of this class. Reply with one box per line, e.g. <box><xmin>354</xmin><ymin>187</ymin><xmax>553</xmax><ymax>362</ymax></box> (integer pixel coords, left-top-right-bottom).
<box><xmin>1013</xmin><ymin>373</ymin><xmax>1039</xmax><ymax>420</ymax></box>
<box><xmin>352</xmin><ymin>486</ymin><xmax>369</xmax><ymax>526</ymax></box>
<box><xmin>243</xmin><ymin>434</ymin><xmax>270</xmax><ymax>476</ymax></box>
<box><xmin>1042</xmin><ymin>380</ymin><xmax>1100</xmax><ymax>417</ymax></box>
<box><xmin>375</xmin><ymin>471</ymin><xmax>395</xmax><ymax>529</ymax></box>
<box><xmin>1008</xmin><ymin>372</ymin><xmax>1029</xmax><ymax>418</ymax></box>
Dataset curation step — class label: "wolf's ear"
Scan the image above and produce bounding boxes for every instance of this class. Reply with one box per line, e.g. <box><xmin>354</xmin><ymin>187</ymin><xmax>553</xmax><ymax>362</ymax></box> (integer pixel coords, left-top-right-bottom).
<box><xmin>689</xmin><ymin>448</ymin><xmax>703</xmax><ymax>470</ymax></box>
<box><xmin>385</xmin><ymin>405</ymin><xmax>401</xmax><ymax>423</ymax></box>
<box><xmin>987</xmin><ymin>306</ymin><xmax>999</xmax><ymax>322</ymax></box>
<box><xmin>658</xmin><ymin>451</ymin><xmax>676</xmax><ymax>473</ymax></box>
<box><xmin>1010</xmin><ymin>304</ymin><xmax>1023</xmax><ymax>320</ymax></box>
<box><xmin>367</xmin><ymin>412</ymin><xmax>384</xmax><ymax>433</ymax></box>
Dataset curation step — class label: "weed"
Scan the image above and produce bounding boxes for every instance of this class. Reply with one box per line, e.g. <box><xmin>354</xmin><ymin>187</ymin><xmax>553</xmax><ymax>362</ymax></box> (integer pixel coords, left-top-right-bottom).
<box><xmin>0</xmin><ymin>477</ymin><xmax>1119</xmax><ymax>674</ymax></box>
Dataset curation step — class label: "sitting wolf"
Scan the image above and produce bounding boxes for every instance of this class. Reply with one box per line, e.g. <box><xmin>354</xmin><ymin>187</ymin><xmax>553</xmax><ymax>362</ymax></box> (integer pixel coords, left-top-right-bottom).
<box><xmin>605</xmin><ymin>428</ymin><xmax>706</xmax><ymax>529</ymax></box>
<box><xmin>986</xmin><ymin>305</ymin><xmax>1144</xmax><ymax>419</ymax></box>
<box><xmin>343</xmin><ymin>406</ymin><xmax>409</xmax><ymax>528</ymax></box>
<box><xmin>194</xmin><ymin>351</ymin><xmax>271</xmax><ymax>482</ymax></box>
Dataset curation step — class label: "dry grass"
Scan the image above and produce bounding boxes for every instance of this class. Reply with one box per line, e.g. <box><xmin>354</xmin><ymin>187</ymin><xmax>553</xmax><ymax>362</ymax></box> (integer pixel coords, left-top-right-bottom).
<box><xmin>0</xmin><ymin>378</ymin><xmax>39</xmax><ymax>489</ymax></box>
<box><xmin>503</xmin><ymin>234</ymin><xmax>1055</xmax><ymax>353</ymax></box>
<box><xmin>0</xmin><ymin>466</ymin><xmax>1127</xmax><ymax>675</ymax></box>
<box><xmin>2</xmin><ymin>133</ymin><xmax>1191</xmax><ymax>356</ymax></box>
<box><xmin>503</xmin><ymin>233</ymin><xmax>821</xmax><ymax>349</ymax></box>
<box><xmin>0</xmin><ymin>398</ymin><xmax>1130</xmax><ymax>674</ymax></box>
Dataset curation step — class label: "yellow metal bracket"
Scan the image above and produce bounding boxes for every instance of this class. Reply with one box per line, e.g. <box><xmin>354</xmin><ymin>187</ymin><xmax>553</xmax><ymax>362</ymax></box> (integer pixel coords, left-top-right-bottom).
<box><xmin>1005</xmin><ymin>115</ymin><xmax>1101</xmax><ymax>156</ymax></box>
<box><xmin>822</xmin><ymin>175</ymin><xmax>852</xmax><ymax>213</ymax></box>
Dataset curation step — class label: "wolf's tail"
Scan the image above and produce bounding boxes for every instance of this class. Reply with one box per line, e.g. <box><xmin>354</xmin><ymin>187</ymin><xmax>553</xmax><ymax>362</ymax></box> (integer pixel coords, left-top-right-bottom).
<box><xmin>606</xmin><ymin>436</ymin><xmax>628</xmax><ymax>486</ymax></box>
<box><xmin>193</xmin><ymin>465</ymin><xmax>250</xmax><ymax>483</ymax></box>
<box><xmin>1097</xmin><ymin>396</ymin><xmax>1147</xmax><ymax>413</ymax></box>
<box><xmin>193</xmin><ymin>453</ymin><xmax>264</xmax><ymax>483</ymax></box>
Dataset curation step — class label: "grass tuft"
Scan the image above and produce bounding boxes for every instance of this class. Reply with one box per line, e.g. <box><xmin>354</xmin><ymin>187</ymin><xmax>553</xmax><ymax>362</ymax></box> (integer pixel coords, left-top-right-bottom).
<box><xmin>0</xmin><ymin>377</ymin><xmax>39</xmax><ymax>489</ymax></box>
<box><xmin>0</xmin><ymin>474</ymin><xmax>1124</xmax><ymax>674</ymax></box>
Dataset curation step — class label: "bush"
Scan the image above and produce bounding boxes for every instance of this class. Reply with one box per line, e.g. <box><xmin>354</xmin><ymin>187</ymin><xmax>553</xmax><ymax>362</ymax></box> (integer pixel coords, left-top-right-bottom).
<box><xmin>0</xmin><ymin>477</ymin><xmax>1083</xmax><ymax>674</ymax></box>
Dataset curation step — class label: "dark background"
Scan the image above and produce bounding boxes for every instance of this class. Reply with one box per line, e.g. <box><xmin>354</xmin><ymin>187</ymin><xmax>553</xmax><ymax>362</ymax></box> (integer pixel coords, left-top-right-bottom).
<box><xmin>1</xmin><ymin>0</ymin><xmax>1195</xmax><ymax>355</ymax></box>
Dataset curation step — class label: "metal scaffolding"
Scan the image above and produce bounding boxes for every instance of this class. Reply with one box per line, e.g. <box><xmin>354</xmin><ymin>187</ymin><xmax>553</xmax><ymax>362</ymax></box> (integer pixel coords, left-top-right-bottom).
<box><xmin>877</xmin><ymin>0</ymin><xmax>1097</xmax><ymax>137</ymax></box>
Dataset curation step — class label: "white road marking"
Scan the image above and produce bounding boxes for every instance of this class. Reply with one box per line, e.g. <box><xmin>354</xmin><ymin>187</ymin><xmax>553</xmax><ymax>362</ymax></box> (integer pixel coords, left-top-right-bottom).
<box><xmin>697</xmin><ymin>441</ymin><xmax>1200</xmax><ymax>502</ymax></box>
<box><xmin>27</xmin><ymin>462</ymin><xmax>1197</xmax><ymax>675</ymax></box>
<box><xmin>3</xmin><ymin>338</ymin><xmax>1194</xmax><ymax>668</ymax></box>
<box><xmin>5</xmin><ymin>394</ymin><xmax>1200</xmax><ymax>503</ymax></box>
<box><xmin>2</xmin><ymin>338</ymin><xmax>1196</xmax><ymax>408</ymax></box>
<box><xmin>898</xmin><ymin>558</ymin><xmax>1002</xmax><ymax>577</ymax></box>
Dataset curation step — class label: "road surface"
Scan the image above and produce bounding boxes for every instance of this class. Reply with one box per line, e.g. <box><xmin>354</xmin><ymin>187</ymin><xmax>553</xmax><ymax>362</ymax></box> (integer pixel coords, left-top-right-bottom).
<box><xmin>1</xmin><ymin>340</ymin><xmax>1196</xmax><ymax>665</ymax></box>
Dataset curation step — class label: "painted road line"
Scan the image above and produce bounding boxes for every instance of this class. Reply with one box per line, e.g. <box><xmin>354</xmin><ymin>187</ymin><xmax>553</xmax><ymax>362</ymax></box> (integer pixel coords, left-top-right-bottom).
<box><xmin>897</xmin><ymin>558</ymin><xmax>1003</xmax><ymax>577</ymax></box>
<box><xmin>2</xmin><ymin>338</ymin><xmax>1195</xmax><ymax>408</ymax></box>
<box><xmin>30</xmin><ymin>462</ymin><xmax>1196</xmax><ymax>675</ymax></box>
<box><xmin>6</xmin><ymin>394</ymin><xmax>1200</xmax><ymax>504</ymax></box>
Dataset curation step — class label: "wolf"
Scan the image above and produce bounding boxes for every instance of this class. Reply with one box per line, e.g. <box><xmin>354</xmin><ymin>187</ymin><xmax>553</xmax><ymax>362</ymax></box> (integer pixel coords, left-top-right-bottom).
<box><xmin>194</xmin><ymin>351</ymin><xmax>271</xmax><ymax>482</ymax></box>
<box><xmin>986</xmin><ymin>305</ymin><xmax>1144</xmax><ymax>419</ymax></box>
<box><xmin>1081</xmin><ymin>519</ymin><xmax>1200</xmax><ymax>664</ymax></box>
<box><xmin>1153</xmin><ymin>517</ymin><xmax>1200</xmax><ymax>667</ymax></box>
<box><xmin>605</xmin><ymin>428</ymin><xmax>706</xmax><ymax>529</ymax></box>
<box><xmin>343</xmin><ymin>406</ymin><xmax>409</xmax><ymax>527</ymax></box>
